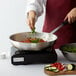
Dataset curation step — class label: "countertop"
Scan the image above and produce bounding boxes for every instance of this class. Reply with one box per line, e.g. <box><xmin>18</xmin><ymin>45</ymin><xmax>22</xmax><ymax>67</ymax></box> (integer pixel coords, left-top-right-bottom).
<box><xmin>0</xmin><ymin>49</ymin><xmax>76</xmax><ymax>76</ymax></box>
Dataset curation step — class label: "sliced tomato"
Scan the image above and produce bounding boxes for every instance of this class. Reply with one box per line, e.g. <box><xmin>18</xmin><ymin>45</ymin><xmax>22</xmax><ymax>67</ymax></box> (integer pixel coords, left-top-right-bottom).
<box><xmin>59</xmin><ymin>67</ymin><xmax>65</xmax><ymax>71</ymax></box>
<box><xmin>21</xmin><ymin>39</ymin><xmax>31</xmax><ymax>43</ymax></box>
<box><xmin>51</xmin><ymin>62</ymin><xmax>65</xmax><ymax>71</ymax></box>
<box><xmin>39</xmin><ymin>39</ymin><xmax>45</xmax><ymax>42</ymax></box>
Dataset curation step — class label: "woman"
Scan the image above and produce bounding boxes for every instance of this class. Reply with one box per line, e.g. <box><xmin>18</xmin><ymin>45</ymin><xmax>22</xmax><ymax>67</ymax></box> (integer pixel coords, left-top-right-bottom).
<box><xmin>26</xmin><ymin>0</ymin><xmax>76</xmax><ymax>48</ymax></box>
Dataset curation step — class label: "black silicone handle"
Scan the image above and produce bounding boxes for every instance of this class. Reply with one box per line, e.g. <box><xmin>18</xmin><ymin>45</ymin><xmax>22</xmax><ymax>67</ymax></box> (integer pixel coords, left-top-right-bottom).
<box><xmin>61</xmin><ymin>20</ymin><xmax>69</xmax><ymax>26</ymax></box>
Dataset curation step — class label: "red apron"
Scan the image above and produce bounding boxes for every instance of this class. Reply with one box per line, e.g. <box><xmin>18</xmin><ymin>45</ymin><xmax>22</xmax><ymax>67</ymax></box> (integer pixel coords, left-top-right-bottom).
<box><xmin>43</xmin><ymin>0</ymin><xmax>76</xmax><ymax>49</ymax></box>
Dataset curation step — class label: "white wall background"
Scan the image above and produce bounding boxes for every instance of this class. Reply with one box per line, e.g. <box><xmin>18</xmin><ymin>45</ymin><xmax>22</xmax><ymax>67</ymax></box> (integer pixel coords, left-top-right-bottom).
<box><xmin>0</xmin><ymin>0</ymin><xmax>45</xmax><ymax>54</ymax></box>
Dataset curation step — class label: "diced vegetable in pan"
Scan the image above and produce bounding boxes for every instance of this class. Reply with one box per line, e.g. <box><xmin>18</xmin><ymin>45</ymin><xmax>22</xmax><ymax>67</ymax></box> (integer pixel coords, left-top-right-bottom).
<box><xmin>20</xmin><ymin>38</ymin><xmax>45</xmax><ymax>43</ymax></box>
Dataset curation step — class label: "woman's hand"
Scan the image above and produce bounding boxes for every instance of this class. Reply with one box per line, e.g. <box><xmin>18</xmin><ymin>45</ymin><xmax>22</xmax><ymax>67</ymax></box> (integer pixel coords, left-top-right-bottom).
<box><xmin>26</xmin><ymin>10</ymin><xmax>36</xmax><ymax>30</ymax></box>
<box><xmin>64</xmin><ymin>8</ymin><xmax>76</xmax><ymax>24</ymax></box>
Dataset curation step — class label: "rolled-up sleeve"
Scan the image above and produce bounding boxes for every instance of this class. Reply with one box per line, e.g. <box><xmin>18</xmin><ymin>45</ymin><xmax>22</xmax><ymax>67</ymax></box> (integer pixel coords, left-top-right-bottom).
<box><xmin>25</xmin><ymin>0</ymin><xmax>46</xmax><ymax>17</ymax></box>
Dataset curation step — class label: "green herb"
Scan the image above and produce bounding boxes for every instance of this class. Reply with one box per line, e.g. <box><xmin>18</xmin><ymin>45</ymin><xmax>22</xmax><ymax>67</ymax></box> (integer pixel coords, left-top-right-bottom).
<box><xmin>30</xmin><ymin>38</ymin><xmax>40</xmax><ymax>43</ymax></box>
<box><xmin>32</xmin><ymin>27</ymin><xmax>35</xmax><ymax>33</ymax></box>
<box><xmin>62</xmin><ymin>46</ymin><xmax>76</xmax><ymax>53</ymax></box>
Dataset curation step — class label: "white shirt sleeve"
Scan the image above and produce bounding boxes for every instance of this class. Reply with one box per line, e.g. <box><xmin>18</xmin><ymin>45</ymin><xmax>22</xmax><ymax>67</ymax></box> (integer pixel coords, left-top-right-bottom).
<box><xmin>25</xmin><ymin>0</ymin><xmax>47</xmax><ymax>17</ymax></box>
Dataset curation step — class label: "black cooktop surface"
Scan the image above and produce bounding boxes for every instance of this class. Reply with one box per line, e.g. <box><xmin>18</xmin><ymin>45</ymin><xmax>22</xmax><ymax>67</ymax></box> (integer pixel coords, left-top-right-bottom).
<box><xmin>11</xmin><ymin>47</ymin><xmax>57</xmax><ymax>65</ymax></box>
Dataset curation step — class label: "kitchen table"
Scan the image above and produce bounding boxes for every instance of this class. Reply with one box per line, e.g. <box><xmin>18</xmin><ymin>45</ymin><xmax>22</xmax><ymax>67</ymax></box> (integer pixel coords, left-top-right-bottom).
<box><xmin>0</xmin><ymin>49</ymin><xmax>76</xmax><ymax>76</ymax></box>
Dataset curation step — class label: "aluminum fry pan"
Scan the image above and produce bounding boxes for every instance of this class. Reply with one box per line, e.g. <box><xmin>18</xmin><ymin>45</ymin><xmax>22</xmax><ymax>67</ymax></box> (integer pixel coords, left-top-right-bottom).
<box><xmin>10</xmin><ymin>32</ymin><xmax>57</xmax><ymax>51</ymax></box>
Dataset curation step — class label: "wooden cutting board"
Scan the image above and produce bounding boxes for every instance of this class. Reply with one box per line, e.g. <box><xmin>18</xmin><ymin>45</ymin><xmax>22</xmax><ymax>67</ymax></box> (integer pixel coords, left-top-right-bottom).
<box><xmin>44</xmin><ymin>69</ymin><xmax>76</xmax><ymax>75</ymax></box>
